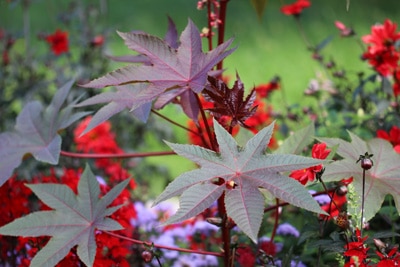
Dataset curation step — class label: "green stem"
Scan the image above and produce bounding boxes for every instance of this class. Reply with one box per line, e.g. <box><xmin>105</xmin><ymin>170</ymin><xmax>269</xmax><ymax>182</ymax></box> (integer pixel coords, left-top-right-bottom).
<box><xmin>294</xmin><ymin>16</ymin><xmax>312</xmax><ymax>49</ymax></box>
<box><xmin>60</xmin><ymin>150</ymin><xmax>175</xmax><ymax>159</ymax></box>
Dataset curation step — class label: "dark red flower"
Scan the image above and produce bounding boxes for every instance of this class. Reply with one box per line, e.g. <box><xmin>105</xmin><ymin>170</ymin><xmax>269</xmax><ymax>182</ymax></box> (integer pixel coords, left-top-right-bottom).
<box><xmin>377</xmin><ymin>125</ymin><xmax>400</xmax><ymax>153</ymax></box>
<box><xmin>280</xmin><ymin>0</ymin><xmax>311</xmax><ymax>16</ymax></box>
<box><xmin>259</xmin><ymin>240</ymin><xmax>276</xmax><ymax>256</ymax></box>
<box><xmin>237</xmin><ymin>245</ymin><xmax>256</xmax><ymax>267</ymax></box>
<box><xmin>393</xmin><ymin>68</ymin><xmax>400</xmax><ymax>97</ymax></box>
<box><xmin>46</xmin><ymin>29</ymin><xmax>69</xmax><ymax>55</ymax></box>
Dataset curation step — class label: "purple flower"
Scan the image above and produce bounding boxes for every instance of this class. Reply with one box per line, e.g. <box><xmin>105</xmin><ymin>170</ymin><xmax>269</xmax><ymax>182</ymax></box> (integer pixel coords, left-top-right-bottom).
<box><xmin>131</xmin><ymin>202</ymin><xmax>157</xmax><ymax>229</ymax></box>
<box><xmin>153</xmin><ymin>233</ymin><xmax>179</xmax><ymax>259</ymax></box>
<box><xmin>171</xmin><ymin>254</ymin><xmax>218</xmax><ymax>267</ymax></box>
<box><xmin>276</xmin><ymin>222</ymin><xmax>300</xmax><ymax>237</ymax></box>
<box><xmin>275</xmin><ymin>259</ymin><xmax>307</xmax><ymax>267</ymax></box>
<box><xmin>314</xmin><ymin>194</ymin><xmax>331</xmax><ymax>205</ymax></box>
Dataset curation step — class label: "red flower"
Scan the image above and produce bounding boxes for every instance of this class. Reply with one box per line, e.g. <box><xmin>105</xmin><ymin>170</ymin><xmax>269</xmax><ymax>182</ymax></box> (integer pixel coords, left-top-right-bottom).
<box><xmin>362</xmin><ymin>19</ymin><xmax>400</xmax><ymax>76</ymax></box>
<box><xmin>237</xmin><ymin>245</ymin><xmax>256</xmax><ymax>267</ymax></box>
<box><xmin>255</xmin><ymin>78</ymin><xmax>280</xmax><ymax>98</ymax></box>
<box><xmin>290</xmin><ymin>143</ymin><xmax>330</xmax><ymax>185</ymax></box>
<box><xmin>46</xmin><ymin>29</ymin><xmax>69</xmax><ymax>55</ymax></box>
<box><xmin>344</xmin><ymin>228</ymin><xmax>369</xmax><ymax>267</ymax></box>
<box><xmin>280</xmin><ymin>0</ymin><xmax>311</xmax><ymax>16</ymax></box>
<box><xmin>377</xmin><ymin>125</ymin><xmax>400</xmax><ymax>153</ymax></box>
<box><xmin>376</xmin><ymin>245</ymin><xmax>400</xmax><ymax>266</ymax></box>
<box><xmin>362</xmin><ymin>19</ymin><xmax>400</xmax><ymax>54</ymax></box>
<box><xmin>393</xmin><ymin>68</ymin><xmax>400</xmax><ymax>97</ymax></box>
<box><xmin>259</xmin><ymin>240</ymin><xmax>276</xmax><ymax>256</ymax></box>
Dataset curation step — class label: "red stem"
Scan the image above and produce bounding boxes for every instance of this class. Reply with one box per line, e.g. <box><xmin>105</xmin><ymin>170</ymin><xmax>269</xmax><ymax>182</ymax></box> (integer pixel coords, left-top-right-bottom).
<box><xmin>195</xmin><ymin>93</ymin><xmax>217</xmax><ymax>151</ymax></box>
<box><xmin>151</xmin><ymin>109</ymin><xmax>199</xmax><ymax>135</ymax></box>
<box><xmin>206</xmin><ymin>0</ymin><xmax>213</xmax><ymax>51</ymax></box>
<box><xmin>269</xmin><ymin>198</ymin><xmax>280</xmax><ymax>242</ymax></box>
<box><xmin>104</xmin><ymin>231</ymin><xmax>223</xmax><ymax>257</ymax></box>
<box><xmin>263</xmin><ymin>188</ymin><xmax>336</xmax><ymax>213</ymax></box>
<box><xmin>60</xmin><ymin>150</ymin><xmax>175</xmax><ymax>159</ymax></box>
<box><xmin>216</xmin><ymin>0</ymin><xmax>229</xmax><ymax>71</ymax></box>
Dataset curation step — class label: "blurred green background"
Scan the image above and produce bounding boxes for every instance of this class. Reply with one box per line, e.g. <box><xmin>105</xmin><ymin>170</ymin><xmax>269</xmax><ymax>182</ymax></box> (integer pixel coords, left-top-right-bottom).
<box><xmin>1</xmin><ymin>0</ymin><xmax>399</xmax><ymax>102</ymax></box>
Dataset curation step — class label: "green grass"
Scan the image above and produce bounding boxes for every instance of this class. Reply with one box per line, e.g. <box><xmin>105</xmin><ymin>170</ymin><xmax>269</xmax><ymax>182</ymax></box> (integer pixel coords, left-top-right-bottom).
<box><xmin>2</xmin><ymin>0</ymin><xmax>399</xmax><ymax>99</ymax></box>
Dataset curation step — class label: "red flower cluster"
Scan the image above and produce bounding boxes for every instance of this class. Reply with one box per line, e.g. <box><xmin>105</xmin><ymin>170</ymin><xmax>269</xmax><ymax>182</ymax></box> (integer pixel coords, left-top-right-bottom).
<box><xmin>280</xmin><ymin>0</ymin><xmax>311</xmax><ymax>17</ymax></box>
<box><xmin>290</xmin><ymin>143</ymin><xmax>330</xmax><ymax>185</ymax></box>
<box><xmin>377</xmin><ymin>125</ymin><xmax>400</xmax><ymax>153</ymax></box>
<box><xmin>344</xmin><ymin>228</ymin><xmax>369</xmax><ymax>267</ymax></box>
<box><xmin>74</xmin><ymin>116</ymin><xmax>136</xmax><ymax>187</ymax></box>
<box><xmin>362</xmin><ymin>19</ymin><xmax>400</xmax><ymax>96</ymax></box>
<box><xmin>236</xmin><ymin>240</ymin><xmax>277</xmax><ymax>267</ymax></box>
<box><xmin>46</xmin><ymin>29</ymin><xmax>69</xmax><ymax>55</ymax></box>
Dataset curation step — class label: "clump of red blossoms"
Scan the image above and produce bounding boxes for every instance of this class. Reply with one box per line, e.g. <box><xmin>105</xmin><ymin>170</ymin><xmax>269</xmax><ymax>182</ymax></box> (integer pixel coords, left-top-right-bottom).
<box><xmin>46</xmin><ymin>29</ymin><xmax>69</xmax><ymax>55</ymax></box>
<box><xmin>74</xmin><ymin>116</ymin><xmax>135</xmax><ymax>186</ymax></box>
<box><xmin>344</xmin><ymin>228</ymin><xmax>369</xmax><ymax>267</ymax></box>
<box><xmin>362</xmin><ymin>19</ymin><xmax>400</xmax><ymax>78</ymax></box>
<box><xmin>280</xmin><ymin>0</ymin><xmax>311</xmax><ymax>17</ymax></box>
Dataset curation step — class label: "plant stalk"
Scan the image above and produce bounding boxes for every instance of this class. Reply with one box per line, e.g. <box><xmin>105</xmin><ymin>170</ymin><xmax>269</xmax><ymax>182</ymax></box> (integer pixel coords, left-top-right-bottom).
<box><xmin>60</xmin><ymin>150</ymin><xmax>175</xmax><ymax>159</ymax></box>
<box><xmin>361</xmin><ymin>168</ymin><xmax>366</xmax><ymax>236</ymax></box>
<box><xmin>104</xmin><ymin>231</ymin><xmax>224</xmax><ymax>257</ymax></box>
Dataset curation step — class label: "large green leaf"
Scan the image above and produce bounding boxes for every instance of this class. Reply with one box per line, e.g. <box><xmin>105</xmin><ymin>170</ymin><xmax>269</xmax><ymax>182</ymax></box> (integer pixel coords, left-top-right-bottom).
<box><xmin>154</xmin><ymin>119</ymin><xmax>326</xmax><ymax>242</ymax></box>
<box><xmin>319</xmin><ymin>132</ymin><xmax>400</xmax><ymax>221</ymax></box>
<box><xmin>0</xmin><ymin>164</ymin><xmax>130</xmax><ymax>267</ymax></box>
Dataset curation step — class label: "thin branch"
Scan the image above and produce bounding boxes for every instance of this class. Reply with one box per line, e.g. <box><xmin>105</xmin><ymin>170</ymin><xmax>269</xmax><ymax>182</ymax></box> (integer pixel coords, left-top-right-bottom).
<box><xmin>151</xmin><ymin>109</ymin><xmax>198</xmax><ymax>135</ymax></box>
<box><xmin>104</xmin><ymin>231</ymin><xmax>224</xmax><ymax>257</ymax></box>
<box><xmin>60</xmin><ymin>150</ymin><xmax>175</xmax><ymax>159</ymax></box>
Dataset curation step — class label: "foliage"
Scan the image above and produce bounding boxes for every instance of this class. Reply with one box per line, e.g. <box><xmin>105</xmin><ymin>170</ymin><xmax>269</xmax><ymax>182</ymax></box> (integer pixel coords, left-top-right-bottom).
<box><xmin>0</xmin><ymin>164</ymin><xmax>129</xmax><ymax>267</ymax></box>
<box><xmin>1</xmin><ymin>0</ymin><xmax>400</xmax><ymax>266</ymax></box>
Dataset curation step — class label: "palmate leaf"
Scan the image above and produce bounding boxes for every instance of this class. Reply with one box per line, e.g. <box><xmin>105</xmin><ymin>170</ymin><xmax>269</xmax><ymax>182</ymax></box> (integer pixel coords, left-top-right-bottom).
<box><xmin>153</xmin><ymin>119</ymin><xmax>326</xmax><ymax>242</ymax></box>
<box><xmin>0</xmin><ymin>164</ymin><xmax>129</xmax><ymax>267</ymax></box>
<box><xmin>81</xmin><ymin>19</ymin><xmax>235</xmax><ymax>121</ymax></box>
<box><xmin>0</xmin><ymin>80</ymin><xmax>89</xmax><ymax>186</ymax></box>
<box><xmin>319</xmin><ymin>132</ymin><xmax>400</xmax><ymax>221</ymax></box>
<box><xmin>75</xmin><ymin>84</ymin><xmax>152</xmax><ymax>135</ymax></box>
<box><xmin>203</xmin><ymin>74</ymin><xmax>257</xmax><ymax>128</ymax></box>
